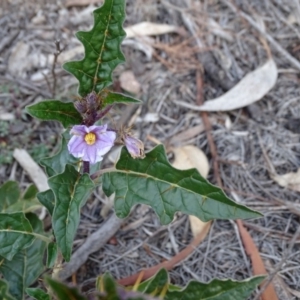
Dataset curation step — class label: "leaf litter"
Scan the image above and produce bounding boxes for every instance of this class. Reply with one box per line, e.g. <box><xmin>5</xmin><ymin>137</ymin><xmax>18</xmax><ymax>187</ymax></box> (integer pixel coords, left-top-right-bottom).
<box><xmin>1</xmin><ymin>0</ymin><xmax>300</xmax><ymax>299</ymax></box>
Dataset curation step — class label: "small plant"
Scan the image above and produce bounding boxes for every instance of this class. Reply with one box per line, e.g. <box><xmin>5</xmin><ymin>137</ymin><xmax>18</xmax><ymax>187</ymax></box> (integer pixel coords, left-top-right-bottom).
<box><xmin>0</xmin><ymin>1</ymin><xmax>264</xmax><ymax>299</ymax></box>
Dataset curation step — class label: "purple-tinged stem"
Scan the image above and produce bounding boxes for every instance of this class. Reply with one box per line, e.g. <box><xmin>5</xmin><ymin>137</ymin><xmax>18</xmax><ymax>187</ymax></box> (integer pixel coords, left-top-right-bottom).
<box><xmin>83</xmin><ymin>161</ymin><xmax>90</xmax><ymax>174</ymax></box>
<box><xmin>96</xmin><ymin>105</ymin><xmax>113</xmax><ymax>120</ymax></box>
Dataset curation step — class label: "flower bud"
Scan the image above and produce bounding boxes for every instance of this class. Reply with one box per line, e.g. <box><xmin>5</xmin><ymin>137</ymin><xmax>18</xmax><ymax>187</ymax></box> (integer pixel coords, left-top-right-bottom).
<box><xmin>86</xmin><ymin>92</ymin><xmax>98</xmax><ymax>111</ymax></box>
<box><xmin>123</xmin><ymin>134</ymin><xmax>145</xmax><ymax>159</ymax></box>
<box><xmin>74</xmin><ymin>101</ymin><xmax>87</xmax><ymax>114</ymax></box>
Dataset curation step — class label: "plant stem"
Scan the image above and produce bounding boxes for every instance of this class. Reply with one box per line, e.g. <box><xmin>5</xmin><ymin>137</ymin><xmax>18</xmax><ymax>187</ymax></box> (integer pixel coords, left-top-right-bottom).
<box><xmin>83</xmin><ymin>161</ymin><xmax>90</xmax><ymax>174</ymax></box>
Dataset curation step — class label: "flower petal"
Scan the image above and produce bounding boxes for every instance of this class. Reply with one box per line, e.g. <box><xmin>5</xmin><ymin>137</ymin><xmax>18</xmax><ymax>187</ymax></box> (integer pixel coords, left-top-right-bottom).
<box><xmin>70</xmin><ymin>125</ymin><xmax>88</xmax><ymax>136</ymax></box>
<box><xmin>94</xmin><ymin>131</ymin><xmax>117</xmax><ymax>156</ymax></box>
<box><xmin>67</xmin><ymin>135</ymin><xmax>85</xmax><ymax>158</ymax></box>
<box><xmin>82</xmin><ymin>145</ymin><xmax>101</xmax><ymax>164</ymax></box>
<box><xmin>89</xmin><ymin>124</ymin><xmax>107</xmax><ymax>134</ymax></box>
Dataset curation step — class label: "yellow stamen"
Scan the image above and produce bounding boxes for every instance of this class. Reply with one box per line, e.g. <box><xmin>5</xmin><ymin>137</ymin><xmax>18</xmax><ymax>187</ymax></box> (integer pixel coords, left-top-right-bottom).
<box><xmin>84</xmin><ymin>132</ymin><xmax>96</xmax><ymax>145</ymax></box>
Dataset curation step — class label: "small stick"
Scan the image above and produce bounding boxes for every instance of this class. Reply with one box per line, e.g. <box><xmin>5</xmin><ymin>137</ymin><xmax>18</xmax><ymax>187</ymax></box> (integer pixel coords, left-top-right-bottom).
<box><xmin>59</xmin><ymin>213</ymin><xmax>124</xmax><ymax>280</ymax></box>
<box><xmin>196</xmin><ymin>70</ymin><xmax>223</xmax><ymax>188</ymax></box>
<box><xmin>51</xmin><ymin>40</ymin><xmax>63</xmax><ymax>98</ymax></box>
<box><xmin>117</xmin><ymin>222</ymin><xmax>211</xmax><ymax>286</ymax></box>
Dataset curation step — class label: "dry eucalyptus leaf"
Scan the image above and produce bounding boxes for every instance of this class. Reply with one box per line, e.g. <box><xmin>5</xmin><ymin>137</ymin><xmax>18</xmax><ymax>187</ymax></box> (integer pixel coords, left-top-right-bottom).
<box><xmin>197</xmin><ymin>59</ymin><xmax>277</xmax><ymax>111</ymax></box>
<box><xmin>272</xmin><ymin>169</ymin><xmax>300</xmax><ymax>192</ymax></box>
<box><xmin>13</xmin><ymin>149</ymin><xmax>48</xmax><ymax>192</ymax></box>
<box><xmin>8</xmin><ymin>41</ymin><xmax>30</xmax><ymax>77</ymax></box>
<box><xmin>125</xmin><ymin>22</ymin><xmax>179</xmax><ymax>38</ymax></box>
<box><xmin>172</xmin><ymin>145</ymin><xmax>211</xmax><ymax>238</ymax></box>
<box><xmin>119</xmin><ymin>70</ymin><xmax>141</xmax><ymax>94</ymax></box>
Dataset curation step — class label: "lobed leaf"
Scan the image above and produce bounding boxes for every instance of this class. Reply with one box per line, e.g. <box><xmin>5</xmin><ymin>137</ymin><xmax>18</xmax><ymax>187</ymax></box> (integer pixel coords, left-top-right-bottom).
<box><xmin>0</xmin><ymin>181</ymin><xmax>20</xmax><ymax>211</ymax></box>
<box><xmin>26</xmin><ymin>101</ymin><xmax>82</xmax><ymax>128</ymax></box>
<box><xmin>103</xmin><ymin>145</ymin><xmax>262</xmax><ymax>225</ymax></box>
<box><xmin>0</xmin><ymin>214</ymin><xmax>47</xmax><ymax>300</ymax></box>
<box><xmin>49</xmin><ymin>165</ymin><xmax>94</xmax><ymax>261</ymax></box>
<box><xmin>40</xmin><ymin>131</ymin><xmax>79</xmax><ymax>177</ymax></box>
<box><xmin>0</xmin><ymin>212</ymin><xmax>34</xmax><ymax>260</ymax></box>
<box><xmin>63</xmin><ymin>0</ymin><xmax>126</xmax><ymax>96</ymax></box>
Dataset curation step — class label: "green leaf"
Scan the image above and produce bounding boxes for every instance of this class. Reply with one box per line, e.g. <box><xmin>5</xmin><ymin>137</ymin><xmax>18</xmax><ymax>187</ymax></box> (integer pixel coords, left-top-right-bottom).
<box><xmin>2</xmin><ymin>184</ymin><xmax>41</xmax><ymax>214</ymax></box>
<box><xmin>103</xmin><ymin>145</ymin><xmax>262</xmax><ymax>225</ymax></box>
<box><xmin>97</xmin><ymin>273</ymin><xmax>159</xmax><ymax>300</ymax></box>
<box><xmin>164</xmin><ymin>276</ymin><xmax>265</xmax><ymax>300</ymax></box>
<box><xmin>23</xmin><ymin>184</ymin><xmax>38</xmax><ymax>200</ymax></box>
<box><xmin>47</xmin><ymin>242</ymin><xmax>58</xmax><ymax>268</ymax></box>
<box><xmin>103</xmin><ymin>91</ymin><xmax>141</xmax><ymax>107</ymax></box>
<box><xmin>3</xmin><ymin>198</ymin><xmax>41</xmax><ymax>214</ymax></box>
<box><xmin>37</xmin><ymin>189</ymin><xmax>55</xmax><ymax>216</ymax></box>
<box><xmin>26</xmin><ymin>101</ymin><xmax>82</xmax><ymax>128</ymax></box>
<box><xmin>0</xmin><ymin>181</ymin><xmax>20</xmax><ymax>212</ymax></box>
<box><xmin>46</xmin><ymin>278</ymin><xmax>87</xmax><ymax>300</ymax></box>
<box><xmin>26</xmin><ymin>288</ymin><xmax>50</xmax><ymax>300</ymax></box>
<box><xmin>0</xmin><ymin>214</ymin><xmax>47</xmax><ymax>300</ymax></box>
<box><xmin>49</xmin><ymin>165</ymin><xmax>94</xmax><ymax>261</ymax></box>
<box><xmin>0</xmin><ymin>279</ymin><xmax>15</xmax><ymax>300</ymax></box>
<box><xmin>40</xmin><ymin>131</ymin><xmax>79</xmax><ymax>177</ymax></box>
<box><xmin>63</xmin><ymin>0</ymin><xmax>126</xmax><ymax>96</ymax></box>
<box><xmin>137</xmin><ymin>269</ymin><xmax>168</xmax><ymax>295</ymax></box>
<box><xmin>0</xmin><ymin>212</ymin><xmax>34</xmax><ymax>260</ymax></box>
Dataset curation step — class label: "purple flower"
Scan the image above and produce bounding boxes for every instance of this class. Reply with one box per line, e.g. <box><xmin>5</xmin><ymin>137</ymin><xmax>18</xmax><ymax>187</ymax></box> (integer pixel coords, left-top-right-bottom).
<box><xmin>68</xmin><ymin>125</ymin><xmax>116</xmax><ymax>164</ymax></box>
<box><xmin>123</xmin><ymin>135</ymin><xmax>145</xmax><ymax>159</ymax></box>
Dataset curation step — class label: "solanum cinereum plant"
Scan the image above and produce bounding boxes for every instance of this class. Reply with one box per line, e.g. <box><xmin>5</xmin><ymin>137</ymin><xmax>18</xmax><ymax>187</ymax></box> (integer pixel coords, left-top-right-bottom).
<box><xmin>0</xmin><ymin>0</ymin><xmax>265</xmax><ymax>299</ymax></box>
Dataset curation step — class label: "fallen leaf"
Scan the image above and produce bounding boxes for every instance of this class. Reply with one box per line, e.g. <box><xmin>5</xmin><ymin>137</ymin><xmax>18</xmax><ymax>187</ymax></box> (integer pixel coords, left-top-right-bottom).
<box><xmin>172</xmin><ymin>145</ymin><xmax>211</xmax><ymax>238</ymax></box>
<box><xmin>125</xmin><ymin>22</ymin><xmax>179</xmax><ymax>38</ymax></box>
<box><xmin>8</xmin><ymin>41</ymin><xmax>30</xmax><ymax>78</ymax></box>
<box><xmin>13</xmin><ymin>149</ymin><xmax>48</xmax><ymax>192</ymax></box>
<box><xmin>119</xmin><ymin>70</ymin><xmax>141</xmax><ymax>94</ymax></box>
<box><xmin>199</xmin><ymin>59</ymin><xmax>277</xmax><ymax>111</ymax></box>
<box><xmin>175</xmin><ymin>59</ymin><xmax>278</xmax><ymax>112</ymax></box>
<box><xmin>237</xmin><ymin>220</ymin><xmax>278</xmax><ymax>300</ymax></box>
<box><xmin>122</xmin><ymin>37</ymin><xmax>154</xmax><ymax>60</ymax></box>
<box><xmin>172</xmin><ymin>145</ymin><xmax>209</xmax><ymax>178</ymax></box>
<box><xmin>272</xmin><ymin>169</ymin><xmax>300</xmax><ymax>192</ymax></box>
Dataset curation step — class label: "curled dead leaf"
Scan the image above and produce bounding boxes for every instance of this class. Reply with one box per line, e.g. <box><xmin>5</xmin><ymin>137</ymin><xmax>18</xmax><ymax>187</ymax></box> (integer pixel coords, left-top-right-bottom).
<box><xmin>172</xmin><ymin>145</ymin><xmax>211</xmax><ymax>238</ymax></box>
<box><xmin>272</xmin><ymin>169</ymin><xmax>300</xmax><ymax>192</ymax></box>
